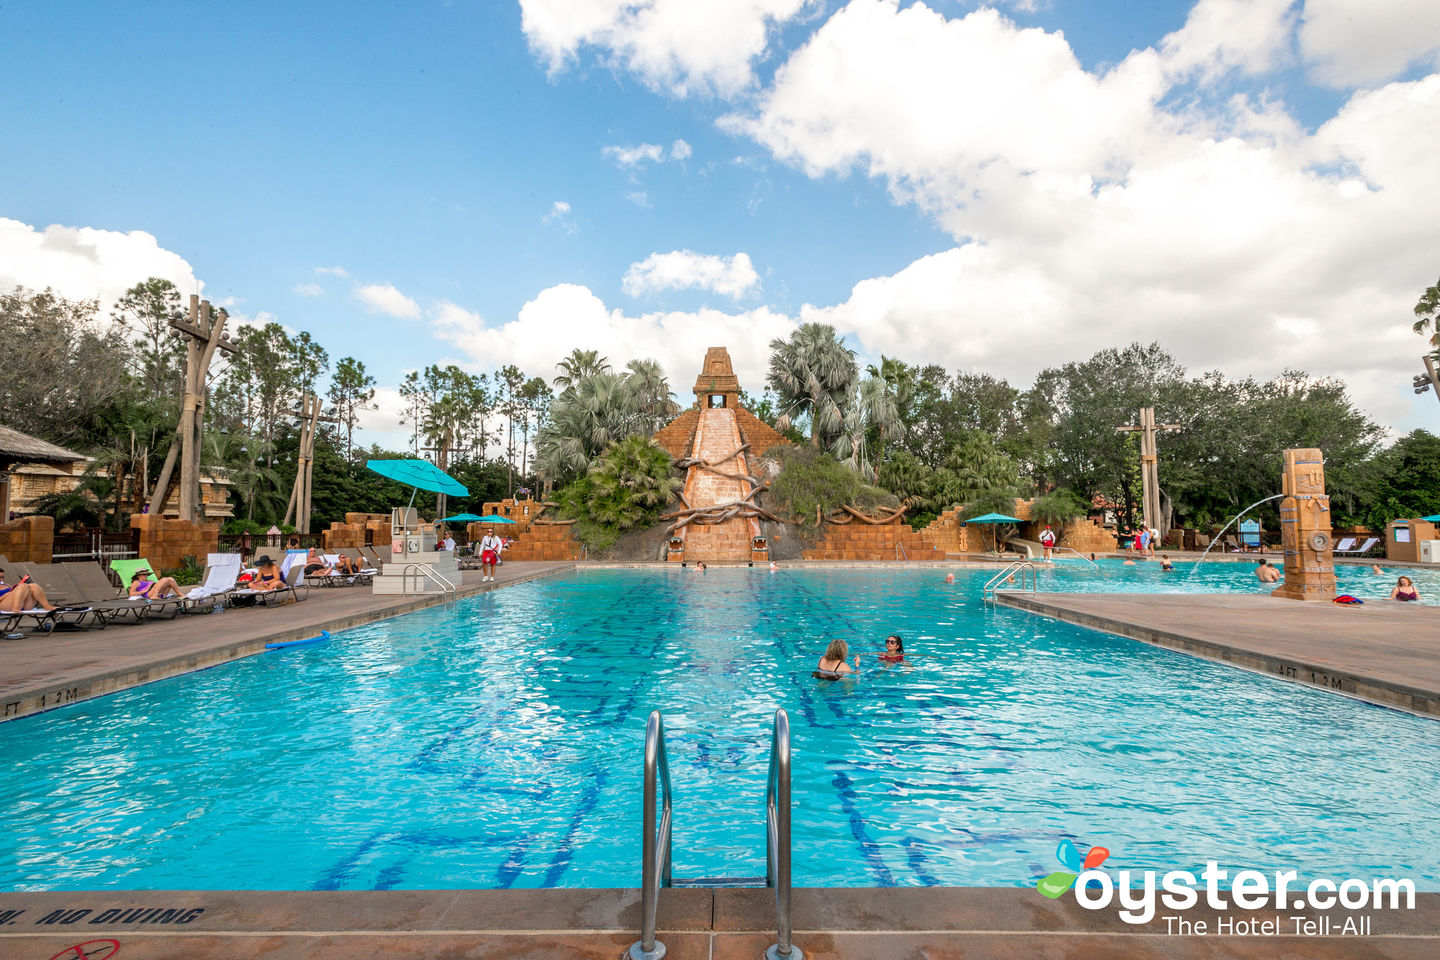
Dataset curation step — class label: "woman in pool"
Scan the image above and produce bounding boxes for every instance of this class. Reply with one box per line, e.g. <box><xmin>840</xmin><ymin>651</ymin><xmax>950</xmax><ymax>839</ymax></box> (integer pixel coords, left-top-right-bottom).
<box><xmin>817</xmin><ymin>638</ymin><xmax>860</xmax><ymax>675</ymax></box>
<box><xmin>1390</xmin><ymin>576</ymin><xmax>1420</xmax><ymax>602</ymax></box>
<box><xmin>878</xmin><ymin>634</ymin><xmax>904</xmax><ymax>663</ymax></box>
<box><xmin>128</xmin><ymin>568</ymin><xmax>183</xmax><ymax>599</ymax></box>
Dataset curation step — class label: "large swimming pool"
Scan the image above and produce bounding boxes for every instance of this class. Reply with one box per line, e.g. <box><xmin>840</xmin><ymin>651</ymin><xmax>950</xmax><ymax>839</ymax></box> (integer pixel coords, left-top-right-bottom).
<box><xmin>3</xmin><ymin>561</ymin><xmax>1438</xmax><ymax>892</ymax></box>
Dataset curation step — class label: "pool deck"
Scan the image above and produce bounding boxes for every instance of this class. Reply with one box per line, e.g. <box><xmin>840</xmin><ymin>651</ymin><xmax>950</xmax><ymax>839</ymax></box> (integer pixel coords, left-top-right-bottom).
<box><xmin>995</xmin><ymin>590</ymin><xmax>1440</xmax><ymax>717</ymax></box>
<box><xmin>1</xmin><ymin>887</ymin><xmax>1435</xmax><ymax>958</ymax></box>
<box><xmin>0</xmin><ymin>561</ymin><xmax>574</xmax><ymax>723</ymax></box>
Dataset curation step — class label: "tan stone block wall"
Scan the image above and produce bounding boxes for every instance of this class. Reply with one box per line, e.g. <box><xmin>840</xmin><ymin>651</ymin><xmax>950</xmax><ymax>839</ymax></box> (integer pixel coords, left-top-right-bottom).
<box><xmin>802</xmin><ymin>522</ymin><xmax>947</xmax><ymax>561</ymax></box>
<box><xmin>0</xmin><ymin>515</ymin><xmax>54</xmax><ymax>564</ymax></box>
<box><xmin>1059</xmin><ymin>518</ymin><xmax>1118</xmax><ymax>554</ymax></box>
<box><xmin>923</xmin><ymin>509</ymin><xmax>970</xmax><ymax>554</ymax></box>
<box><xmin>652</xmin><ymin>408</ymin><xmax>701</xmax><ymax>460</ymax></box>
<box><xmin>503</xmin><ymin>523</ymin><xmax>581</xmax><ymax>561</ymax></box>
<box><xmin>130</xmin><ymin>514</ymin><xmax>219</xmax><ymax>572</ymax></box>
<box><xmin>322</xmin><ymin>522</ymin><xmax>365</xmax><ymax>549</ymax></box>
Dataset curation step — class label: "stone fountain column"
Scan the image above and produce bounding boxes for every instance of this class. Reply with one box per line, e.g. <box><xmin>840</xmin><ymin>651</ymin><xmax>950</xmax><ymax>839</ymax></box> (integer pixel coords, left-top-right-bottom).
<box><xmin>1271</xmin><ymin>448</ymin><xmax>1337</xmax><ymax>602</ymax></box>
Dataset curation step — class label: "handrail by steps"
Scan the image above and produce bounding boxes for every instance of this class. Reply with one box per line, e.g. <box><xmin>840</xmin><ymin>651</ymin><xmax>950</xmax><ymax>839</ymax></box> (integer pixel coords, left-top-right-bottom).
<box><xmin>400</xmin><ymin>563</ymin><xmax>456</xmax><ymax>598</ymax></box>
<box><xmin>982</xmin><ymin>560</ymin><xmax>1036</xmax><ymax>603</ymax></box>
<box><xmin>630</xmin><ymin>711</ymin><xmax>674</xmax><ymax>960</ymax></box>
<box><xmin>1055</xmin><ymin>546</ymin><xmax>1098</xmax><ymax>568</ymax></box>
<box><xmin>764</xmin><ymin>709</ymin><xmax>802</xmax><ymax>960</ymax></box>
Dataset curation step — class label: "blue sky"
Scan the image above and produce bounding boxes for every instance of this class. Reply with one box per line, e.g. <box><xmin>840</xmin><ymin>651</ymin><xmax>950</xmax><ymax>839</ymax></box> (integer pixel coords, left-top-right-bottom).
<box><xmin>3</xmin><ymin>0</ymin><xmax>1439</xmax><ymax>445</ymax></box>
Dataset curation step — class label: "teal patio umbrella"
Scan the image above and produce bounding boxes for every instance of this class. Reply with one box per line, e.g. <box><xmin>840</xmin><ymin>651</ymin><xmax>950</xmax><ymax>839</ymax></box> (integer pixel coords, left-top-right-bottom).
<box><xmin>366</xmin><ymin>459</ymin><xmax>468</xmax><ymax>511</ymax></box>
<box><xmin>439</xmin><ymin>513</ymin><xmax>485</xmax><ymax>523</ymax></box>
<box><xmin>474</xmin><ymin>514</ymin><xmax>517</xmax><ymax>524</ymax></box>
<box><xmin>966</xmin><ymin>512</ymin><xmax>1023</xmax><ymax>554</ymax></box>
<box><xmin>1422</xmin><ymin>515</ymin><xmax>1440</xmax><ymax>523</ymax></box>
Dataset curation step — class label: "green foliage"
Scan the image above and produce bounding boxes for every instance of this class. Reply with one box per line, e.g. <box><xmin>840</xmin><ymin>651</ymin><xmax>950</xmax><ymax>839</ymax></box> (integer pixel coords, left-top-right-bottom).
<box><xmin>556</xmin><ymin>436</ymin><xmax>683</xmax><ymax>550</ymax></box>
<box><xmin>164</xmin><ymin>555</ymin><xmax>205</xmax><ymax>586</ymax></box>
<box><xmin>767</xmin><ymin>323</ymin><xmax>858</xmax><ymax>448</ymax></box>
<box><xmin>1029</xmin><ymin>489</ymin><xmax>1090</xmax><ymax>526</ymax></box>
<box><xmin>766</xmin><ymin>444</ymin><xmax>897</xmax><ymax>525</ymax></box>
<box><xmin>1358</xmin><ymin>430</ymin><xmax>1440</xmax><ymax>531</ymax></box>
<box><xmin>533</xmin><ymin>359</ymin><xmax>679</xmax><ymax>485</ymax></box>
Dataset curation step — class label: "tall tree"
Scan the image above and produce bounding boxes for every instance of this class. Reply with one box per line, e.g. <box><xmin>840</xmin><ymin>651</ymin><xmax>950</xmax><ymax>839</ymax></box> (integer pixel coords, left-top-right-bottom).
<box><xmin>553</xmin><ymin>349</ymin><xmax>611</xmax><ymax>390</ymax></box>
<box><xmin>767</xmin><ymin>323</ymin><xmax>858</xmax><ymax>448</ymax></box>
<box><xmin>624</xmin><ymin>358</ymin><xmax>679</xmax><ymax>437</ymax></box>
<box><xmin>326</xmin><ymin>357</ymin><xmax>376</xmax><ymax>461</ymax></box>
<box><xmin>497</xmin><ymin>364</ymin><xmax>526</xmax><ymax>494</ymax></box>
<box><xmin>111</xmin><ymin>277</ymin><xmax>185</xmax><ymax>398</ymax></box>
<box><xmin>517</xmin><ymin>376</ymin><xmax>553</xmax><ymax>477</ymax></box>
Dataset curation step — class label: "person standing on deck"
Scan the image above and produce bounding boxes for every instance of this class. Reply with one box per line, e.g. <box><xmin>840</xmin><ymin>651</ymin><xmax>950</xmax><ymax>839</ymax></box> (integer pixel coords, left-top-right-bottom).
<box><xmin>478</xmin><ymin>528</ymin><xmax>503</xmax><ymax>583</ymax></box>
<box><xmin>1039</xmin><ymin>525</ymin><xmax>1056</xmax><ymax>561</ymax></box>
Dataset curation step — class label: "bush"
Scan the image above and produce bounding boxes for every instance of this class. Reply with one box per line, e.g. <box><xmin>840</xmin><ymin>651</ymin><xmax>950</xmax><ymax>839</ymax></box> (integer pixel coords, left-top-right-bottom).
<box><xmin>1029</xmin><ymin>489</ymin><xmax>1090</xmax><ymax>526</ymax></box>
<box><xmin>165</xmin><ymin>555</ymin><xmax>205</xmax><ymax>586</ymax></box>
<box><xmin>557</xmin><ymin>435</ymin><xmax>683</xmax><ymax>550</ymax></box>
<box><xmin>766</xmin><ymin>444</ymin><xmax>897</xmax><ymax>525</ymax></box>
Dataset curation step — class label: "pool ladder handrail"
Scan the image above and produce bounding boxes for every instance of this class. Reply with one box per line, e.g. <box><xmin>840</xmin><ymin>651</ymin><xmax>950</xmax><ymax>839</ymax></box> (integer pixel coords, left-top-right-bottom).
<box><xmin>400</xmin><ymin>563</ymin><xmax>456</xmax><ymax>599</ymax></box>
<box><xmin>894</xmin><ymin>541</ymin><xmax>908</xmax><ymax>562</ymax></box>
<box><xmin>1055</xmin><ymin>546</ymin><xmax>1098</xmax><ymax>568</ymax></box>
<box><xmin>630</xmin><ymin>710</ymin><xmax>802</xmax><ymax>960</ymax></box>
<box><xmin>982</xmin><ymin>561</ymin><xmax>1037</xmax><ymax>603</ymax></box>
<box><xmin>764</xmin><ymin>708</ymin><xmax>801</xmax><ymax>960</ymax></box>
<box><xmin>631</xmin><ymin>711</ymin><xmax>674</xmax><ymax>960</ymax></box>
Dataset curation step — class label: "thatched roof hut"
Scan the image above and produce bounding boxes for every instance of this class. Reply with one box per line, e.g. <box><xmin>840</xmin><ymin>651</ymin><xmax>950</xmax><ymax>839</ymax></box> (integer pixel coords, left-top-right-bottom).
<box><xmin>0</xmin><ymin>425</ymin><xmax>87</xmax><ymax>519</ymax></box>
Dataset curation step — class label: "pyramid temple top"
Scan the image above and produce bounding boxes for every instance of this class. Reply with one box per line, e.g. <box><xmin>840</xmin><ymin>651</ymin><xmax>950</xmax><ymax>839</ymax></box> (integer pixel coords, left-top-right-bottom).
<box><xmin>693</xmin><ymin>346</ymin><xmax>742</xmax><ymax>407</ymax></box>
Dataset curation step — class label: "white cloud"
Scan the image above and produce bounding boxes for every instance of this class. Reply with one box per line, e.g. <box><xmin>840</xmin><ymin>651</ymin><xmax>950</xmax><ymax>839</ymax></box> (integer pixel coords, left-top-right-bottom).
<box><xmin>1300</xmin><ymin>0</ymin><xmax>1440</xmax><ymax>87</ymax></box>
<box><xmin>1159</xmin><ymin>0</ymin><xmax>1297</xmax><ymax>81</ymax></box>
<box><xmin>623</xmin><ymin>250</ymin><xmax>760</xmax><ymax>298</ymax></box>
<box><xmin>293</xmin><ymin>282</ymin><xmax>324</xmax><ymax>297</ymax></box>
<box><xmin>519</xmin><ymin>0</ymin><xmax>815</xmax><ymax>96</ymax></box>
<box><xmin>355</xmin><ymin>283</ymin><xmax>421</xmax><ymax>319</ymax></box>
<box><xmin>543</xmin><ymin>200</ymin><xmax>578</xmax><ymax>232</ymax></box>
<box><xmin>0</xmin><ymin>217</ymin><xmax>202</xmax><ymax>316</ymax></box>
<box><xmin>430</xmin><ymin>282</ymin><xmax>796</xmax><ymax>395</ymax></box>
<box><xmin>605</xmin><ymin>142</ymin><xmax>666</xmax><ymax>167</ymax></box>
<box><xmin>603</xmin><ymin>140</ymin><xmax>693</xmax><ymax>170</ymax></box>
<box><xmin>315</xmin><ymin>265</ymin><xmax>351</xmax><ymax>278</ymax></box>
<box><xmin>627</xmin><ymin>191</ymin><xmax>653</xmax><ymax>207</ymax></box>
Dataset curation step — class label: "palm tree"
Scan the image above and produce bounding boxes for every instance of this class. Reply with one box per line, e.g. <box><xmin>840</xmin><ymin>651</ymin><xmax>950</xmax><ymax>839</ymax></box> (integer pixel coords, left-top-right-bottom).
<box><xmin>533</xmin><ymin>372</ymin><xmax>639</xmax><ymax>484</ymax></box>
<box><xmin>831</xmin><ymin>374</ymin><xmax>905</xmax><ymax>480</ymax></box>
<box><xmin>553</xmin><ymin>349</ymin><xmax>612</xmax><ymax>391</ymax></box>
<box><xmin>624</xmin><ymin>358</ymin><xmax>680</xmax><ymax>436</ymax></box>
<box><xmin>204</xmin><ymin>430</ymin><xmax>285</xmax><ymax>522</ymax></box>
<box><xmin>865</xmin><ymin>355</ymin><xmax>915</xmax><ymax>466</ymax></box>
<box><xmin>767</xmin><ymin>323</ymin><xmax>858</xmax><ymax>448</ymax></box>
<box><xmin>584</xmin><ymin>435</ymin><xmax>684</xmax><ymax>529</ymax></box>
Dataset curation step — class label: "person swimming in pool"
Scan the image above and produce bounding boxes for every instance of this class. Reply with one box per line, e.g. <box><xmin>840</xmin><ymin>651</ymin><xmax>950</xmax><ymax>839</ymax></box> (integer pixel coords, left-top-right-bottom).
<box><xmin>817</xmin><ymin>638</ymin><xmax>859</xmax><ymax>676</ymax></box>
<box><xmin>877</xmin><ymin>634</ymin><xmax>905</xmax><ymax>663</ymax></box>
<box><xmin>1390</xmin><ymin>576</ymin><xmax>1420</xmax><ymax>602</ymax></box>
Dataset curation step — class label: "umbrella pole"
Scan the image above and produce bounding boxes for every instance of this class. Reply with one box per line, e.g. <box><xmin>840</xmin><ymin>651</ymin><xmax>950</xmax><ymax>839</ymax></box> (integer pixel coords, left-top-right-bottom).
<box><xmin>407</xmin><ymin>486</ymin><xmax>418</xmax><ymax>513</ymax></box>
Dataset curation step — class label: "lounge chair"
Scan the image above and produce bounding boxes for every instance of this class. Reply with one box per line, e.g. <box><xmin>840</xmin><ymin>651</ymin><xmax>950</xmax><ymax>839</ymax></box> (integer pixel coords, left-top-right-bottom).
<box><xmin>339</xmin><ymin>548</ymin><xmax>377</xmax><ymax>577</ymax></box>
<box><xmin>1335</xmin><ymin>537</ymin><xmax>1380</xmax><ymax>556</ymax></box>
<box><xmin>1332</xmin><ymin>537</ymin><xmax>1358</xmax><ymax>553</ymax></box>
<box><xmin>181</xmin><ymin>554</ymin><xmax>243</xmax><ymax>611</ymax></box>
<box><xmin>361</xmin><ymin>546</ymin><xmax>387</xmax><ymax>571</ymax></box>
<box><xmin>63</xmin><ymin>561</ymin><xmax>156</xmax><ymax>624</ymax></box>
<box><xmin>231</xmin><ymin>564</ymin><xmax>308</xmax><ymax>607</ymax></box>
<box><xmin>9</xmin><ymin>563</ymin><xmax>100</xmax><ymax>630</ymax></box>
<box><xmin>107</xmin><ymin>558</ymin><xmax>188</xmax><ymax>618</ymax></box>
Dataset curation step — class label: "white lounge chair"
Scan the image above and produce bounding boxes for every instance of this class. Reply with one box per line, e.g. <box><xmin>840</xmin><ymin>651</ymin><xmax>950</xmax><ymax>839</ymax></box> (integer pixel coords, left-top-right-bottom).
<box><xmin>1335</xmin><ymin>537</ymin><xmax>1380</xmax><ymax>556</ymax></box>
<box><xmin>182</xmin><ymin>554</ymin><xmax>243</xmax><ymax>611</ymax></box>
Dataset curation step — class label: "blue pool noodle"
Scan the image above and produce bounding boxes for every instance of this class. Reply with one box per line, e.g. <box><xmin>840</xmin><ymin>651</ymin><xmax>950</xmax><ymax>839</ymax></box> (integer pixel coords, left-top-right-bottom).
<box><xmin>266</xmin><ymin>630</ymin><xmax>331</xmax><ymax>651</ymax></box>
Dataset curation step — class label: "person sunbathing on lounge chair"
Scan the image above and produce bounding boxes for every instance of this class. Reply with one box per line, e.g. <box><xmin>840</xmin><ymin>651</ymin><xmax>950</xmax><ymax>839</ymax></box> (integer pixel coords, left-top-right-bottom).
<box><xmin>302</xmin><ymin>548</ymin><xmax>336</xmax><ymax>577</ymax></box>
<box><xmin>0</xmin><ymin>569</ymin><xmax>57</xmax><ymax>612</ymax></box>
<box><xmin>128</xmin><ymin>568</ymin><xmax>183</xmax><ymax>599</ymax></box>
<box><xmin>250</xmin><ymin>556</ymin><xmax>287</xmax><ymax>592</ymax></box>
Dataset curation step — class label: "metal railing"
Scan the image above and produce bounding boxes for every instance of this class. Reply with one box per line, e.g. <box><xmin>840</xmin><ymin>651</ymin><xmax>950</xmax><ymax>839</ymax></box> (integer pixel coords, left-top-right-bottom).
<box><xmin>400</xmin><ymin>563</ymin><xmax>456</xmax><ymax>598</ymax></box>
<box><xmin>982</xmin><ymin>561</ymin><xmax>1037</xmax><ymax>603</ymax></box>
<box><xmin>1055</xmin><ymin>546</ymin><xmax>1098</xmax><ymax>568</ymax></box>
<box><xmin>630</xmin><ymin>711</ymin><xmax>674</xmax><ymax>960</ymax></box>
<box><xmin>765</xmin><ymin>709</ymin><xmax>801</xmax><ymax>960</ymax></box>
<box><xmin>894</xmin><ymin>541</ymin><xmax>908</xmax><ymax>562</ymax></box>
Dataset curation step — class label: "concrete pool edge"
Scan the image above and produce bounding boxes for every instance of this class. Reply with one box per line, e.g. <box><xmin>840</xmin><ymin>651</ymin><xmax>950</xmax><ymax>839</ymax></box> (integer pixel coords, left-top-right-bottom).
<box><xmin>994</xmin><ymin>590</ymin><xmax>1440</xmax><ymax>719</ymax></box>
<box><xmin>1</xmin><ymin>888</ymin><xmax>1435</xmax><ymax>959</ymax></box>
<box><xmin>0</xmin><ymin>563</ymin><xmax>575</xmax><ymax>724</ymax></box>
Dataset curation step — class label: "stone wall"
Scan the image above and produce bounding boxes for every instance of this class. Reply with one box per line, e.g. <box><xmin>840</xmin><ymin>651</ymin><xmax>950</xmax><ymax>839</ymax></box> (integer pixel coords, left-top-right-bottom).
<box><xmin>0</xmin><ymin>515</ymin><xmax>54</xmax><ymax>564</ymax></box>
<box><xmin>1057</xmin><ymin>517</ymin><xmax>1118</xmax><ymax>554</ymax></box>
<box><xmin>652</xmin><ymin>408</ymin><xmax>701</xmax><ymax>461</ymax></box>
<box><xmin>322</xmin><ymin>522</ymin><xmax>365</xmax><ymax>549</ymax></box>
<box><xmin>922</xmin><ymin>509</ymin><xmax>971</xmax><ymax>555</ymax></box>
<box><xmin>131</xmin><ymin>514</ymin><xmax>220</xmax><ymax>572</ymax></box>
<box><xmin>502</xmin><ymin>523</ymin><xmax>582</xmax><ymax>561</ymax></box>
<box><xmin>802</xmin><ymin>521</ymin><xmax>947</xmax><ymax>561</ymax></box>
<box><xmin>733</xmin><ymin>408</ymin><xmax>788</xmax><ymax>459</ymax></box>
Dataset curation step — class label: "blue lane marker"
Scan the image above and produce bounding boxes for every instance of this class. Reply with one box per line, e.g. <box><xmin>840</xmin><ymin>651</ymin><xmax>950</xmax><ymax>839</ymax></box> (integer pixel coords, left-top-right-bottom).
<box><xmin>542</xmin><ymin>765</ymin><xmax>609</xmax><ymax>886</ymax></box>
<box><xmin>265</xmin><ymin>630</ymin><xmax>330</xmax><ymax>650</ymax></box>
<box><xmin>827</xmin><ymin>764</ymin><xmax>896</xmax><ymax>886</ymax></box>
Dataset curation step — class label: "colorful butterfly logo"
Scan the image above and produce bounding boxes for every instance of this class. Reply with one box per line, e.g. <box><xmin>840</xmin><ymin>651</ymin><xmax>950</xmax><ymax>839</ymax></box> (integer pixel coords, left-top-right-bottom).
<box><xmin>1036</xmin><ymin>839</ymin><xmax>1110</xmax><ymax>898</ymax></box>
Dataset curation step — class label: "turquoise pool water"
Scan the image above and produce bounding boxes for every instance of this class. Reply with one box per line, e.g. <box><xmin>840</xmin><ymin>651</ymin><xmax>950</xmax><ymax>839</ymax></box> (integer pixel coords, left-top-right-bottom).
<box><xmin>3</xmin><ymin>561</ymin><xmax>1438</xmax><ymax>892</ymax></box>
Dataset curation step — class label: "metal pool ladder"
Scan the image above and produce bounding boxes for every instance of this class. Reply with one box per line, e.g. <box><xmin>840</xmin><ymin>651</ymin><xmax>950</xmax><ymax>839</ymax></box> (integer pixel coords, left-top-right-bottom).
<box><xmin>630</xmin><ymin>709</ymin><xmax>801</xmax><ymax>960</ymax></box>
<box><xmin>982</xmin><ymin>560</ymin><xmax>1037</xmax><ymax>603</ymax></box>
<box><xmin>400</xmin><ymin>563</ymin><xmax>456</xmax><ymax>600</ymax></box>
